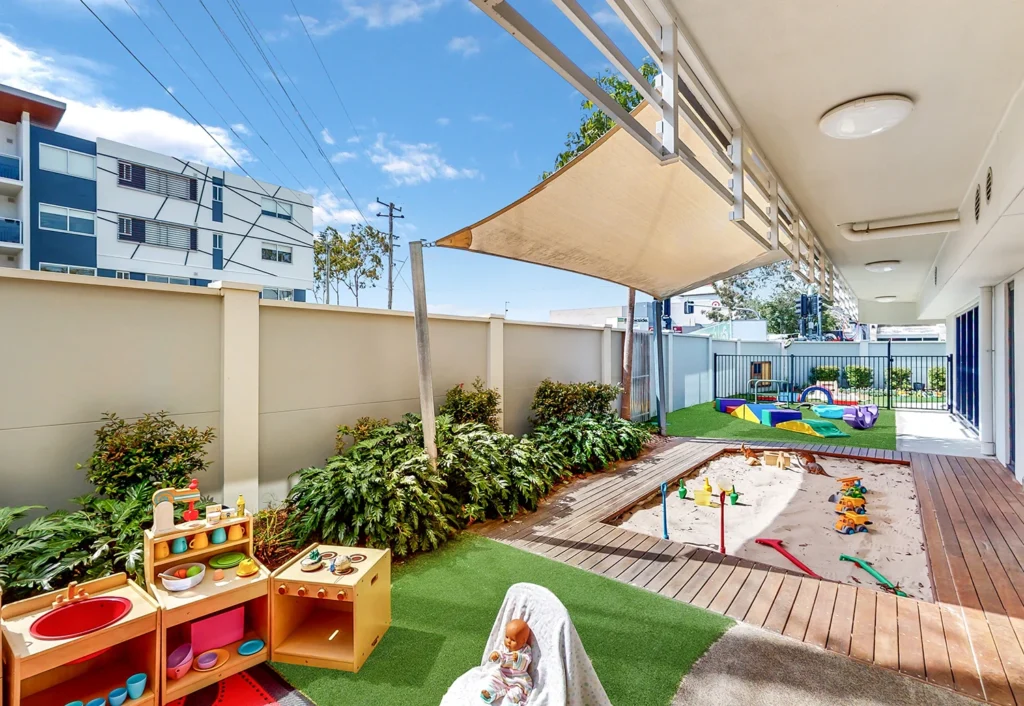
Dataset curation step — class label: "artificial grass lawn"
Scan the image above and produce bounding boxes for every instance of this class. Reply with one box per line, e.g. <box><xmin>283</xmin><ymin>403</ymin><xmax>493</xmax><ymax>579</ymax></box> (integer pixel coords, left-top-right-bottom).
<box><xmin>273</xmin><ymin>533</ymin><xmax>732</xmax><ymax>705</ymax></box>
<box><xmin>665</xmin><ymin>401</ymin><xmax>897</xmax><ymax>450</ymax></box>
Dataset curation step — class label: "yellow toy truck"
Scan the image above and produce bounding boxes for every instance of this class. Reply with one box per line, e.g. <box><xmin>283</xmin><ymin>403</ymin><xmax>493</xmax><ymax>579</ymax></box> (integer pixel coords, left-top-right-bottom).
<box><xmin>835</xmin><ymin>511</ymin><xmax>871</xmax><ymax>534</ymax></box>
<box><xmin>835</xmin><ymin>495</ymin><xmax>867</xmax><ymax>514</ymax></box>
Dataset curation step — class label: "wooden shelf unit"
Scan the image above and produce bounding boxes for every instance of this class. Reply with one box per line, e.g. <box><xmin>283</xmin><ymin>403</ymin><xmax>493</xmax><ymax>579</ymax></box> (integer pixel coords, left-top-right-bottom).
<box><xmin>1</xmin><ymin>575</ymin><xmax>160</xmax><ymax>706</ymax></box>
<box><xmin>143</xmin><ymin>512</ymin><xmax>270</xmax><ymax>705</ymax></box>
<box><xmin>270</xmin><ymin>544</ymin><xmax>391</xmax><ymax>673</ymax></box>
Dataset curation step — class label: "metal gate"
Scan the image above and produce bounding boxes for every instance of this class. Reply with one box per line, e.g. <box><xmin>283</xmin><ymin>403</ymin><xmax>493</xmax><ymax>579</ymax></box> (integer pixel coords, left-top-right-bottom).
<box><xmin>630</xmin><ymin>330</ymin><xmax>652</xmax><ymax>422</ymax></box>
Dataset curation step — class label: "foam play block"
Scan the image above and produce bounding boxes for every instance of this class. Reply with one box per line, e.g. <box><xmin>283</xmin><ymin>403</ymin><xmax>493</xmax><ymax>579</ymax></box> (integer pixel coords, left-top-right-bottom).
<box><xmin>715</xmin><ymin>398</ymin><xmax>746</xmax><ymax>413</ymax></box>
<box><xmin>777</xmin><ymin>419</ymin><xmax>850</xmax><ymax>438</ymax></box>
<box><xmin>761</xmin><ymin>408</ymin><xmax>802</xmax><ymax>427</ymax></box>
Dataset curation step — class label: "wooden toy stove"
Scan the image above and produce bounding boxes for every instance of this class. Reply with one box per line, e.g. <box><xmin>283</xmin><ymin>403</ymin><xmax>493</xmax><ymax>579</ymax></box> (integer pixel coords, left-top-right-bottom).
<box><xmin>270</xmin><ymin>544</ymin><xmax>391</xmax><ymax>672</ymax></box>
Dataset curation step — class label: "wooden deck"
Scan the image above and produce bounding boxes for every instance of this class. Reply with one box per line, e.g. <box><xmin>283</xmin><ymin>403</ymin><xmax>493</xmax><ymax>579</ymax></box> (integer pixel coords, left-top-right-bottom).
<box><xmin>474</xmin><ymin>439</ymin><xmax>1024</xmax><ymax>705</ymax></box>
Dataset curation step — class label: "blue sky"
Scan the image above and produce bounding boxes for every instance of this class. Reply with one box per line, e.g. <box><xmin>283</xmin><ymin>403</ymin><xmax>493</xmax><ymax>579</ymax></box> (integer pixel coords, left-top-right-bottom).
<box><xmin>1</xmin><ymin>0</ymin><xmax>655</xmax><ymax>319</ymax></box>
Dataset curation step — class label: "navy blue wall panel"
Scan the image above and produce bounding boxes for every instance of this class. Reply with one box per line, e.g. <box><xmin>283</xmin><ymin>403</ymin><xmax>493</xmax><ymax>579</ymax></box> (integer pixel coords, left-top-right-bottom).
<box><xmin>30</xmin><ymin>126</ymin><xmax>97</xmax><ymax>269</ymax></box>
<box><xmin>293</xmin><ymin>289</ymin><xmax>306</xmax><ymax>302</ymax></box>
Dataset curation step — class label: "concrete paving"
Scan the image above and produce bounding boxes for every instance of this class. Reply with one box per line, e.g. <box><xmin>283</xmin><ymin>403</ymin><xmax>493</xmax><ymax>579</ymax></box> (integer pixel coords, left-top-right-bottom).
<box><xmin>896</xmin><ymin>409</ymin><xmax>985</xmax><ymax>458</ymax></box>
<box><xmin>673</xmin><ymin>623</ymin><xmax>977</xmax><ymax>706</ymax></box>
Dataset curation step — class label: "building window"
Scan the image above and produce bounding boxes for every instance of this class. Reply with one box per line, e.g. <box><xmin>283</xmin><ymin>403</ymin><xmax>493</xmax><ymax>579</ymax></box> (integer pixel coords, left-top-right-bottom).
<box><xmin>146</xmin><ymin>273</ymin><xmax>190</xmax><ymax>286</ymax></box>
<box><xmin>118</xmin><ymin>160</ymin><xmax>195</xmax><ymax>201</ymax></box>
<box><xmin>39</xmin><ymin>204</ymin><xmax>95</xmax><ymax>235</ymax></box>
<box><xmin>212</xmin><ymin>177</ymin><xmax>224</xmax><ymax>222</ymax></box>
<box><xmin>213</xmin><ymin>233</ymin><xmax>223</xmax><ymax>250</ymax></box>
<box><xmin>115</xmin><ymin>271</ymin><xmax>131</xmax><ymax>279</ymax></box>
<box><xmin>145</xmin><ymin>221</ymin><xmax>192</xmax><ymax>249</ymax></box>
<box><xmin>118</xmin><ymin>161</ymin><xmax>132</xmax><ymax>181</ymax></box>
<box><xmin>261</xmin><ymin>242</ymin><xmax>292</xmax><ymax>263</ymax></box>
<box><xmin>261</xmin><ymin>197</ymin><xmax>293</xmax><ymax>220</ymax></box>
<box><xmin>263</xmin><ymin>287</ymin><xmax>294</xmax><ymax>301</ymax></box>
<box><xmin>39</xmin><ymin>144</ymin><xmax>95</xmax><ymax>180</ymax></box>
<box><xmin>39</xmin><ymin>263</ymin><xmax>97</xmax><ymax>276</ymax></box>
<box><xmin>118</xmin><ymin>216</ymin><xmax>132</xmax><ymax>237</ymax></box>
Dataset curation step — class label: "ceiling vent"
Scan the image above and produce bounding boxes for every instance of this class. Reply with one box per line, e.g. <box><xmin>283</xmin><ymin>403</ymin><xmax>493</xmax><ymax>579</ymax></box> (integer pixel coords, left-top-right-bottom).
<box><xmin>975</xmin><ymin>185</ymin><xmax>981</xmax><ymax>223</ymax></box>
<box><xmin>986</xmin><ymin>167</ymin><xmax>993</xmax><ymax>203</ymax></box>
<box><xmin>934</xmin><ymin>266</ymin><xmax>938</xmax><ymax>286</ymax></box>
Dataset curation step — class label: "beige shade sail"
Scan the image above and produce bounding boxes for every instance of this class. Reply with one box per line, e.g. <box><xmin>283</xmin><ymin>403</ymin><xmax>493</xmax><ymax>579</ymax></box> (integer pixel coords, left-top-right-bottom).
<box><xmin>437</xmin><ymin>103</ymin><xmax>784</xmax><ymax>300</ymax></box>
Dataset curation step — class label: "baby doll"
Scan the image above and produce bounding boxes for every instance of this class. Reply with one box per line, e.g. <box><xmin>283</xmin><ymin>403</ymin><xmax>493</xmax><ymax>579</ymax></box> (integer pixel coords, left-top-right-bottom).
<box><xmin>480</xmin><ymin>619</ymin><xmax>533</xmax><ymax>705</ymax></box>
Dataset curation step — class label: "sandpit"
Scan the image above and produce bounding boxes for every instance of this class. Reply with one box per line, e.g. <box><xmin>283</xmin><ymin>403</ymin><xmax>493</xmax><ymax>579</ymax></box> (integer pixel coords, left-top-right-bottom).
<box><xmin>615</xmin><ymin>452</ymin><xmax>932</xmax><ymax>601</ymax></box>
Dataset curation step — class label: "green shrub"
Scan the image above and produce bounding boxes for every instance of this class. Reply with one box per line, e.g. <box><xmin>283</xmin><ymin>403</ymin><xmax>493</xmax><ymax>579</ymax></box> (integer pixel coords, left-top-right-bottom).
<box><xmin>439</xmin><ymin>378</ymin><xmax>502</xmax><ymax>430</ymax></box>
<box><xmin>336</xmin><ymin>416</ymin><xmax>390</xmax><ymax>453</ymax></box>
<box><xmin>533</xmin><ymin>414</ymin><xmax>651</xmax><ymax>474</ymax></box>
<box><xmin>531</xmin><ymin>379</ymin><xmax>622</xmax><ymax>424</ymax></box>
<box><xmin>845</xmin><ymin>365</ymin><xmax>874</xmax><ymax>389</ymax></box>
<box><xmin>811</xmin><ymin>365</ymin><xmax>840</xmax><ymax>383</ymax></box>
<box><xmin>929</xmin><ymin>366</ymin><xmax>947</xmax><ymax>392</ymax></box>
<box><xmin>82</xmin><ymin>412</ymin><xmax>215</xmax><ymax>497</ymax></box>
<box><xmin>889</xmin><ymin>366</ymin><xmax>913</xmax><ymax>391</ymax></box>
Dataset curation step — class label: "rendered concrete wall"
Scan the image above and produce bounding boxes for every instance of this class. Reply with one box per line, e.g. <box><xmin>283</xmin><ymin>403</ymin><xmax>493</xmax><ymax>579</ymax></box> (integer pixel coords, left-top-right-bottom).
<box><xmin>0</xmin><ymin>271</ymin><xmax>223</xmax><ymax>510</ymax></box>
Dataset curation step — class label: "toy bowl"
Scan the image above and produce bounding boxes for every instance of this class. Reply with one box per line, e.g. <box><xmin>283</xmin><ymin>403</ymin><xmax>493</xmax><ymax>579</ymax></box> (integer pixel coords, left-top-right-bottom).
<box><xmin>108</xmin><ymin>687</ymin><xmax>127</xmax><ymax>706</ymax></box>
<box><xmin>166</xmin><ymin>643</ymin><xmax>194</xmax><ymax>680</ymax></box>
<box><xmin>160</xmin><ymin>563</ymin><xmax>206</xmax><ymax>592</ymax></box>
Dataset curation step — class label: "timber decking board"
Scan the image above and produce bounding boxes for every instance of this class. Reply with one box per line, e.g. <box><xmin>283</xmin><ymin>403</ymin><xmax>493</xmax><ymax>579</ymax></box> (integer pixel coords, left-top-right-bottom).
<box><xmin>475</xmin><ymin>439</ymin><xmax>1024</xmax><ymax>704</ymax></box>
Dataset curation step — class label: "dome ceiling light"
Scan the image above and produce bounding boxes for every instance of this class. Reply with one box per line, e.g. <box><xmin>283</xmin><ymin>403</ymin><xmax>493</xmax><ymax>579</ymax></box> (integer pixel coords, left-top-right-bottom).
<box><xmin>865</xmin><ymin>260</ymin><xmax>900</xmax><ymax>273</ymax></box>
<box><xmin>819</xmin><ymin>95</ymin><xmax>914</xmax><ymax>139</ymax></box>
<box><xmin>875</xmin><ymin>295</ymin><xmax>898</xmax><ymax>303</ymax></box>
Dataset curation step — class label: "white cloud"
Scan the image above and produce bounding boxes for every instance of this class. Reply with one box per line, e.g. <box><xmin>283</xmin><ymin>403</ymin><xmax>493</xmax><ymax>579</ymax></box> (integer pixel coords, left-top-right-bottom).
<box><xmin>321</xmin><ymin>127</ymin><xmax>335</xmax><ymax>145</ymax></box>
<box><xmin>331</xmin><ymin>151</ymin><xmax>358</xmax><ymax>163</ymax></box>
<box><xmin>0</xmin><ymin>33</ymin><xmax>250</xmax><ymax>169</ymax></box>
<box><xmin>342</xmin><ymin>0</ymin><xmax>446</xmax><ymax>28</ymax></box>
<box><xmin>447</xmin><ymin>35</ymin><xmax>480</xmax><ymax>57</ymax></box>
<box><xmin>307</xmin><ymin>188</ymin><xmax>364</xmax><ymax>229</ymax></box>
<box><xmin>347</xmin><ymin>135</ymin><xmax>361</xmax><ymax>144</ymax></box>
<box><xmin>470</xmin><ymin>114</ymin><xmax>490</xmax><ymax>123</ymax></box>
<box><xmin>369</xmin><ymin>133</ymin><xmax>478</xmax><ymax>186</ymax></box>
<box><xmin>592</xmin><ymin>7</ymin><xmax>623</xmax><ymax>29</ymax></box>
<box><xmin>231</xmin><ymin>123</ymin><xmax>250</xmax><ymax>136</ymax></box>
<box><xmin>436</xmin><ymin>117</ymin><xmax>450</xmax><ymax>126</ymax></box>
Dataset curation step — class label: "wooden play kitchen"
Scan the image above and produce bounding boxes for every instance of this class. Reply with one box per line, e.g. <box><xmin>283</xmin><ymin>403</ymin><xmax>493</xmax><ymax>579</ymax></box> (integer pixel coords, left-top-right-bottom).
<box><xmin>270</xmin><ymin>544</ymin><xmax>391</xmax><ymax>672</ymax></box>
<box><xmin>1</xmin><ymin>574</ymin><xmax>160</xmax><ymax>706</ymax></box>
<box><xmin>0</xmin><ymin>482</ymin><xmax>393</xmax><ymax>705</ymax></box>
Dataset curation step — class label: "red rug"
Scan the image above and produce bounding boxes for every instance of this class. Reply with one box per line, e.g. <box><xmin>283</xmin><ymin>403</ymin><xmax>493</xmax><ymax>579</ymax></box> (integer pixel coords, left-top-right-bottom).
<box><xmin>167</xmin><ymin>665</ymin><xmax>313</xmax><ymax>706</ymax></box>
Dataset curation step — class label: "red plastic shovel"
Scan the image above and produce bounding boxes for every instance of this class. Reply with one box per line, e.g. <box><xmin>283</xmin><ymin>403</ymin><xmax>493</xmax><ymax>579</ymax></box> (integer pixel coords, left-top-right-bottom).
<box><xmin>755</xmin><ymin>538</ymin><xmax>822</xmax><ymax>578</ymax></box>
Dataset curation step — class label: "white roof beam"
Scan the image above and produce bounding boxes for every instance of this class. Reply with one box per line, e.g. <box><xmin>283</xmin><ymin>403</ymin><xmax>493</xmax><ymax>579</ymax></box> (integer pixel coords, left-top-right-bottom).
<box><xmin>604</xmin><ymin>0</ymin><xmax>661</xmax><ymax>58</ymax></box>
<box><xmin>471</xmin><ymin>0</ymin><xmax>669</xmax><ymax>163</ymax></box>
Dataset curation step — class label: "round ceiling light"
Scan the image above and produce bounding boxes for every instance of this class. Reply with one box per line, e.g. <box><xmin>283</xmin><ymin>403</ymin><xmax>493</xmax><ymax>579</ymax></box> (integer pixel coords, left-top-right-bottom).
<box><xmin>819</xmin><ymin>95</ymin><xmax>913</xmax><ymax>139</ymax></box>
<box><xmin>865</xmin><ymin>260</ymin><xmax>900</xmax><ymax>273</ymax></box>
<box><xmin>875</xmin><ymin>295</ymin><xmax>898</xmax><ymax>303</ymax></box>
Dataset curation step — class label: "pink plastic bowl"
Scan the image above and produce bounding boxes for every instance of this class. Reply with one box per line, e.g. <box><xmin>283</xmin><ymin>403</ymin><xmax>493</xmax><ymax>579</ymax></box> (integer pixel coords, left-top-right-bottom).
<box><xmin>166</xmin><ymin>643</ymin><xmax>193</xmax><ymax>680</ymax></box>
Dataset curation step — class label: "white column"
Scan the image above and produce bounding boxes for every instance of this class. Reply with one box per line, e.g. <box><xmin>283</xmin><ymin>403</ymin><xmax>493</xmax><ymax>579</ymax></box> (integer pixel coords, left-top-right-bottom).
<box><xmin>667</xmin><ymin>331</ymin><xmax>675</xmax><ymax>411</ymax></box>
<box><xmin>487</xmin><ymin>314</ymin><xmax>505</xmax><ymax>431</ymax></box>
<box><xmin>18</xmin><ymin>110</ymin><xmax>30</xmax><ymax>270</ymax></box>
<box><xmin>210</xmin><ymin>281</ymin><xmax>262</xmax><ymax>506</ymax></box>
<box><xmin>600</xmin><ymin>323</ymin><xmax>613</xmax><ymax>385</ymax></box>
<box><xmin>707</xmin><ymin>335</ymin><xmax>714</xmax><ymax>403</ymax></box>
<box><xmin>980</xmin><ymin>286</ymin><xmax>996</xmax><ymax>456</ymax></box>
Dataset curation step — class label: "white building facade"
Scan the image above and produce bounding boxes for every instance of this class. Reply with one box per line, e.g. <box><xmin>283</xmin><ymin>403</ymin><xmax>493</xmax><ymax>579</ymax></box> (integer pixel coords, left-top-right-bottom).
<box><xmin>0</xmin><ymin>83</ymin><xmax>314</xmax><ymax>300</ymax></box>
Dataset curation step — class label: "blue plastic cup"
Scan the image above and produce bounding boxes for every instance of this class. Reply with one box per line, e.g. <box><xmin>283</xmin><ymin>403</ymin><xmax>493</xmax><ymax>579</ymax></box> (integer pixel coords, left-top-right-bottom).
<box><xmin>86</xmin><ymin>699</ymin><xmax>106</xmax><ymax>706</ymax></box>
<box><xmin>109</xmin><ymin>687</ymin><xmax>127</xmax><ymax>706</ymax></box>
<box><xmin>126</xmin><ymin>673</ymin><xmax>147</xmax><ymax>700</ymax></box>
<box><xmin>64</xmin><ymin>702</ymin><xmax>84</xmax><ymax>706</ymax></box>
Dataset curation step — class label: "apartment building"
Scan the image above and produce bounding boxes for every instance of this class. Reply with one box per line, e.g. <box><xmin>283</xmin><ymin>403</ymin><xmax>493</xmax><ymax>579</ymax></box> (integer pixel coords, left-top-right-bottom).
<box><xmin>0</xmin><ymin>83</ymin><xmax>313</xmax><ymax>300</ymax></box>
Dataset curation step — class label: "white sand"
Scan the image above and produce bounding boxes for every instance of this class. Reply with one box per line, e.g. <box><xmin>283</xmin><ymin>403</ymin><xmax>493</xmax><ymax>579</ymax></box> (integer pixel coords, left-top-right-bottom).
<box><xmin>617</xmin><ymin>453</ymin><xmax>932</xmax><ymax>601</ymax></box>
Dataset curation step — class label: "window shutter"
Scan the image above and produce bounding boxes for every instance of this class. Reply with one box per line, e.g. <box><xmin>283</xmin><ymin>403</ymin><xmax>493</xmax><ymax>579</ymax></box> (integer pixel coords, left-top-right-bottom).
<box><xmin>189</xmin><ymin>178</ymin><xmax>198</xmax><ymax>202</ymax></box>
<box><xmin>131</xmin><ymin>218</ymin><xmax>146</xmax><ymax>243</ymax></box>
<box><xmin>190</xmin><ymin>228</ymin><xmax>198</xmax><ymax>250</ymax></box>
<box><xmin>134</xmin><ymin>165</ymin><xmax>146</xmax><ymax>190</ymax></box>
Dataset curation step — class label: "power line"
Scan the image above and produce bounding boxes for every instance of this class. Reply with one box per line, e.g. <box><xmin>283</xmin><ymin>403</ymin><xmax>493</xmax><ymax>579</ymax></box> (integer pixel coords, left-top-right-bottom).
<box><xmin>78</xmin><ymin>0</ymin><xmax>277</xmax><ymax>198</ymax></box>
<box><xmin>287</xmin><ymin>0</ymin><xmax>363</xmax><ymax>144</ymax></box>
<box><xmin>220</xmin><ymin>0</ymin><xmax>370</xmax><ymax>226</ymax></box>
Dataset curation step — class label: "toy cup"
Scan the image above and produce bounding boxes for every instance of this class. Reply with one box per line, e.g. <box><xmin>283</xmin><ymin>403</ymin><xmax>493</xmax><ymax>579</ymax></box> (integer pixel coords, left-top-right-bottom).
<box><xmin>64</xmin><ymin>702</ymin><xmax>84</xmax><ymax>706</ymax></box>
<box><xmin>210</xmin><ymin>527</ymin><xmax>227</xmax><ymax>544</ymax></box>
<box><xmin>154</xmin><ymin>541</ymin><xmax>170</xmax><ymax>560</ymax></box>
<box><xmin>126</xmin><ymin>673</ymin><xmax>147</xmax><ymax>699</ymax></box>
<box><xmin>85</xmin><ymin>699</ymin><xmax>106</xmax><ymax>706</ymax></box>
<box><xmin>170</xmin><ymin>537</ymin><xmax>187</xmax><ymax>554</ymax></box>
<box><xmin>189</xmin><ymin>532</ymin><xmax>209</xmax><ymax>550</ymax></box>
<box><xmin>109</xmin><ymin>687</ymin><xmax>127</xmax><ymax>706</ymax></box>
<box><xmin>227</xmin><ymin>524</ymin><xmax>244</xmax><ymax>541</ymax></box>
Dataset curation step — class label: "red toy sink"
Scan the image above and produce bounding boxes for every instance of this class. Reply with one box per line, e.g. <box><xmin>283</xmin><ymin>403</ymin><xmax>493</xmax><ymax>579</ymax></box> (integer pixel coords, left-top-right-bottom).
<box><xmin>29</xmin><ymin>596</ymin><xmax>133</xmax><ymax>640</ymax></box>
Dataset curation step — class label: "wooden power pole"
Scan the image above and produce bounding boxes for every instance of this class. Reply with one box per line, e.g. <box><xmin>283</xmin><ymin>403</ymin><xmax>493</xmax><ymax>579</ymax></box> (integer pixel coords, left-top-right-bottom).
<box><xmin>620</xmin><ymin>288</ymin><xmax>635</xmax><ymax>420</ymax></box>
<box><xmin>376</xmin><ymin>198</ymin><xmax>403</xmax><ymax>310</ymax></box>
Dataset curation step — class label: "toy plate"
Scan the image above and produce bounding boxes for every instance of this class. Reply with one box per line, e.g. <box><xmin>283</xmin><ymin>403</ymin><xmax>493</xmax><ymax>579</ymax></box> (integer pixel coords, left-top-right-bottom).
<box><xmin>193</xmin><ymin>648</ymin><xmax>229</xmax><ymax>672</ymax></box>
<box><xmin>238</xmin><ymin>639</ymin><xmax>265</xmax><ymax>656</ymax></box>
<box><xmin>208</xmin><ymin>551</ymin><xmax>246</xmax><ymax>569</ymax></box>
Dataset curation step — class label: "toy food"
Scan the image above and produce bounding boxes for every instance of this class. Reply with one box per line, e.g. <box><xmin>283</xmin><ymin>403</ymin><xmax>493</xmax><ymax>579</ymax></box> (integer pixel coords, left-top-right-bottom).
<box><xmin>186</xmin><ymin>565</ymin><xmax>202</xmax><ymax>578</ymax></box>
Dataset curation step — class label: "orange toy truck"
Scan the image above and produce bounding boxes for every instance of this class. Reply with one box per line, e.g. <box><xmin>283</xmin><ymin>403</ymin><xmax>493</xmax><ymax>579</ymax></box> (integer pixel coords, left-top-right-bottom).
<box><xmin>835</xmin><ymin>511</ymin><xmax>871</xmax><ymax>534</ymax></box>
<box><xmin>835</xmin><ymin>495</ymin><xmax>867</xmax><ymax>514</ymax></box>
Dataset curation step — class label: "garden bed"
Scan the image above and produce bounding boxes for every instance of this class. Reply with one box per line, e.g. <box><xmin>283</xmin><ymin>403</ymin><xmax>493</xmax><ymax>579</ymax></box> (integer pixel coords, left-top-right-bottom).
<box><xmin>612</xmin><ymin>451</ymin><xmax>933</xmax><ymax>601</ymax></box>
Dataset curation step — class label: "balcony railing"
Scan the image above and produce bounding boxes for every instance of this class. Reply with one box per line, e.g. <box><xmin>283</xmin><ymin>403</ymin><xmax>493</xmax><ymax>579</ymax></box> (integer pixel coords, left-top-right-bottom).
<box><xmin>0</xmin><ymin>218</ymin><xmax>22</xmax><ymax>244</ymax></box>
<box><xmin>0</xmin><ymin>154</ymin><xmax>20</xmax><ymax>181</ymax></box>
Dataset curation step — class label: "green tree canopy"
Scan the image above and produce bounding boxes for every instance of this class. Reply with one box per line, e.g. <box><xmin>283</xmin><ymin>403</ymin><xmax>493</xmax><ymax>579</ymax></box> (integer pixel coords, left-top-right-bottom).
<box><xmin>314</xmin><ymin>225</ymin><xmax>390</xmax><ymax>306</ymax></box>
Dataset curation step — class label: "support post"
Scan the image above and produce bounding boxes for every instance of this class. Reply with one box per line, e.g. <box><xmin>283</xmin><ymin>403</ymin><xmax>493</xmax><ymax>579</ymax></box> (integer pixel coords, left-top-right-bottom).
<box><xmin>667</xmin><ymin>328</ymin><xmax>675</xmax><ymax>412</ymax></box>
<box><xmin>601</xmin><ymin>323</ymin><xmax>613</xmax><ymax>385</ymax></box>
<box><xmin>621</xmin><ymin>288</ymin><xmax>636</xmax><ymax>419</ymax></box>
<box><xmin>409</xmin><ymin>242</ymin><xmax>438</xmax><ymax>466</ymax></box>
<box><xmin>980</xmin><ymin>285</ymin><xmax>996</xmax><ymax>456</ymax></box>
<box><xmin>654</xmin><ymin>299</ymin><xmax>668</xmax><ymax>435</ymax></box>
<box><xmin>210</xmin><ymin>281</ymin><xmax>262</xmax><ymax>506</ymax></box>
<box><xmin>487</xmin><ymin>314</ymin><xmax>505</xmax><ymax>432</ymax></box>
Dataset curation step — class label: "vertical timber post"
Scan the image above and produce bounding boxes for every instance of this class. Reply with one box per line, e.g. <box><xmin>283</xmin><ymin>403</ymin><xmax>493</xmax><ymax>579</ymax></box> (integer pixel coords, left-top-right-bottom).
<box><xmin>409</xmin><ymin>241</ymin><xmax>438</xmax><ymax>466</ymax></box>
<box><xmin>621</xmin><ymin>288</ymin><xmax>636</xmax><ymax>419</ymax></box>
<box><xmin>655</xmin><ymin>299</ymin><xmax>668</xmax><ymax>435</ymax></box>
<box><xmin>487</xmin><ymin>314</ymin><xmax>505</xmax><ymax>432</ymax></box>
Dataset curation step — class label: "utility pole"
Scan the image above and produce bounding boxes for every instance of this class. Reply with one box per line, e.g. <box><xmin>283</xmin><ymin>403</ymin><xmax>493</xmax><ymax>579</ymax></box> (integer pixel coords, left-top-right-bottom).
<box><xmin>376</xmin><ymin>198</ymin><xmax>404</xmax><ymax>309</ymax></box>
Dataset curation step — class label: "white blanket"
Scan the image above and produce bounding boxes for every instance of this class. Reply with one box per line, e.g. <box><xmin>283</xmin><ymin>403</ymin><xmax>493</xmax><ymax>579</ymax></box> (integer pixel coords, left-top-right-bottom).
<box><xmin>440</xmin><ymin>582</ymin><xmax>611</xmax><ymax>706</ymax></box>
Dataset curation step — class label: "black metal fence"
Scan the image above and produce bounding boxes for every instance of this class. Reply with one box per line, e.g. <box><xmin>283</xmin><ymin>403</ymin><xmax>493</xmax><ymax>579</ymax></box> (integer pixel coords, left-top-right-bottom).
<box><xmin>713</xmin><ymin>354</ymin><xmax>953</xmax><ymax>410</ymax></box>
